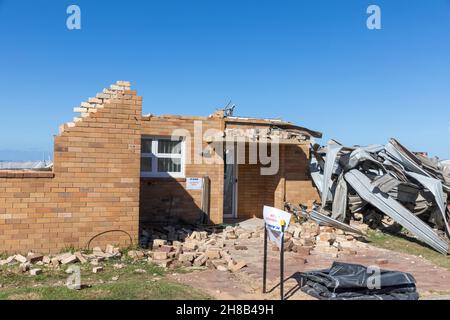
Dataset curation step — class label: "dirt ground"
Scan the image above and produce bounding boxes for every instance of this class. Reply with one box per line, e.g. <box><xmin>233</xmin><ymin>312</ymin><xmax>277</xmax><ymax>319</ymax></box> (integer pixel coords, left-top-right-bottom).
<box><xmin>170</xmin><ymin>237</ymin><xmax>450</xmax><ymax>300</ymax></box>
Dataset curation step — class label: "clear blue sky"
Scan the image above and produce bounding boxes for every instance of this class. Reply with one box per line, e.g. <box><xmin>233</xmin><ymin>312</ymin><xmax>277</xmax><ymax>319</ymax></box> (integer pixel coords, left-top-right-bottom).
<box><xmin>0</xmin><ymin>0</ymin><xmax>449</xmax><ymax>161</ymax></box>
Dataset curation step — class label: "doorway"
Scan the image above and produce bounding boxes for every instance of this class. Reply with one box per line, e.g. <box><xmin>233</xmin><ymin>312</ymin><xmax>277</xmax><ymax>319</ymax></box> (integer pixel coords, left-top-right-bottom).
<box><xmin>223</xmin><ymin>146</ymin><xmax>238</xmax><ymax>219</ymax></box>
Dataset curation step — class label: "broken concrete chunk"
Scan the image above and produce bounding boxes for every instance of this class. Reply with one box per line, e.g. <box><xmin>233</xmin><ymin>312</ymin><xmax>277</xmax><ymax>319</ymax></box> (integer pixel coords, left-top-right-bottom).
<box><xmin>134</xmin><ymin>269</ymin><xmax>147</xmax><ymax>274</ymax></box>
<box><xmin>158</xmin><ymin>245</ymin><xmax>173</xmax><ymax>253</ymax></box>
<box><xmin>216</xmin><ymin>265</ymin><xmax>228</xmax><ymax>272</ymax></box>
<box><xmin>127</xmin><ymin>250</ymin><xmax>145</xmax><ymax>259</ymax></box>
<box><xmin>92</xmin><ymin>266</ymin><xmax>104</xmax><ymax>273</ymax></box>
<box><xmin>153</xmin><ymin>239</ymin><xmax>167</xmax><ymax>247</ymax></box>
<box><xmin>19</xmin><ymin>262</ymin><xmax>31</xmax><ymax>272</ymax></box>
<box><xmin>50</xmin><ymin>257</ymin><xmax>60</xmax><ymax>267</ymax></box>
<box><xmin>74</xmin><ymin>252</ymin><xmax>88</xmax><ymax>264</ymax></box>
<box><xmin>229</xmin><ymin>261</ymin><xmax>247</xmax><ymax>273</ymax></box>
<box><xmin>55</xmin><ymin>252</ymin><xmax>73</xmax><ymax>262</ymax></box>
<box><xmin>317</xmin><ymin>232</ymin><xmax>336</xmax><ymax>244</ymax></box>
<box><xmin>293</xmin><ymin>246</ymin><xmax>311</xmax><ymax>256</ymax></box>
<box><xmin>61</xmin><ymin>255</ymin><xmax>78</xmax><ymax>265</ymax></box>
<box><xmin>92</xmin><ymin>247</ymin><xmax>104</xmax><ymax>255</ymax></box>
<box><xmin>183</xmin><ymin>241</ymin><xmax>198</xmax><ymax>252</ymax></box>
<box><xmin>27</xmin><ymin>253</ymin><xmax>44</xmax><ymax>264</ymax></box>
<box><xmin>105</xmin><ymin>244</ymin><xmax>115</xmax><ymax>255</ymax></box>
<box><xmin>193</xmin><ymin>254</ymin><xmax>207</xmax><ymax>266</ymax></box>
<box><xmin>178</xmin><ymin>253</ymin><xmax>196</xmax><ymax>263</ymax></box>
<box><xmin>375</xmin><ymin>258</ymin><xmax>389</xmax><ymax>265</ymax></box>
<box><xmin>205</xmin><ymin>248</ymin><xmax>221</xmax><ymax>260</ymax></box>
<box><xmin>153</xmin><ymin>259</ymin><xmax>172</xmax><ymax>268</ymax></box>
<box><xmin>14</xmin><ymin>254</ymin><xmax>27</xmax><ymax>264</ymax></box>
<box><xmin>30</xmin><ymin>268</ymin><xmax>42</xmax><ymax>276</ymax></box>
<box><xmin>153</xmin><ymin>251</ymin><xmax>168</xmax><ymax>260</ymax></box>
<box><xmin>238</xmin><ymin>232</ymin><xmax>251</xmax><ymax>239</ymax></box>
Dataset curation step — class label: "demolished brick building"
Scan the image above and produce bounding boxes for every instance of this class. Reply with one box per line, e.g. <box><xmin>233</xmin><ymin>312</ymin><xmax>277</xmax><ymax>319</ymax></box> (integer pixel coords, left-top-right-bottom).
<box><xmin>0</xmin><ymin>82</ymin><xmax>321</xmax><ymax>253</ymax></box>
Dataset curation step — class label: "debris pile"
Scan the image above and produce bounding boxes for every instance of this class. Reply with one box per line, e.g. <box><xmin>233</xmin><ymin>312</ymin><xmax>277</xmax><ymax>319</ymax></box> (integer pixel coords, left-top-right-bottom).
<box><xmin>145</xmin><ymin>219</ymin><xmax>364</xmax><ymax>264</ymax></box>
<box><xmin>142</xmin><ymin>225</ymin><xmax>262</xmax><ymax>271</ymax></box>
<box><xmin>0</xmin><ymin>226</ymin><xmax>258</xmax><ymax>276</ymax></box>
<box><xmin>0</xmin><ymin>220</ymin><xmax>366</xmax><ymax>278</ymax></box>
<box><xmin>307</xmin><ymin>138</ymin><xmax>450</xmax><ymax>254</ymax></box>
<box><xmin>0</xmin><ymin>247</ymin><xmax>122</xmax><ymax>275</ymax></box>
<box><xmin>281</xmin><ymin>220</ymin><xmax>364</xmax><ymax>258</ymax></box>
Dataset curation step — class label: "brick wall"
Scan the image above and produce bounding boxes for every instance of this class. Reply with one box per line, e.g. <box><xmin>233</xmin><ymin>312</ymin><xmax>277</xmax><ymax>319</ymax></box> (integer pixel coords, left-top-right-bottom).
<box><xmin>140</xmin><ymin>115</ymin><xmax>224</xmax><ymax>225</ymax></box>
<box><xmin>237</xmin><ymin>143</ymin><xmax>319</xmax><ymax>219</ymax></box>
<box><xmin>0</xmin><ymin>82</ymin><xmax>142</xmax><ymax>254</ymax></box>
<box><xmin>284</xmin><ymin>144</ymin><xmax>320</xmax><ymax>208</ymax></box>
<box><xmin>0</xmin><ymin>82</ymin><xmax>319</xmax><ymax>254</ymax></box>
<box><xmin>138</xmin><ymin>115</ymin><xmax>319</xmax><ymax>225</ymax></box>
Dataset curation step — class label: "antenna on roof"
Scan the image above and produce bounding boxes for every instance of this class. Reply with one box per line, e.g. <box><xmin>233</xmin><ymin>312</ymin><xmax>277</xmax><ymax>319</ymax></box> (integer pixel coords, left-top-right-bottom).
<box><xmin>223</xmin><ymin>100</ymin><xmax>236</xmax><ymax>117</ymax></box>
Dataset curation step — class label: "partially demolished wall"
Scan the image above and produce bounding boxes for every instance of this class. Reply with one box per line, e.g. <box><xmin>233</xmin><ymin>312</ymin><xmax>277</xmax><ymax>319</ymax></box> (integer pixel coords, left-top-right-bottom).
<box><xmin>0</xmin><ymin>82</ymin><xmax>142</xmax><ymax>253</ymax></box>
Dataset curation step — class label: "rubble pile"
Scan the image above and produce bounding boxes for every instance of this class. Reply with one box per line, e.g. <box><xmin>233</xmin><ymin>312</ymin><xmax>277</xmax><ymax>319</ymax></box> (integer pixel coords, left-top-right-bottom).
<box><xmin>0</xmin><ymin>246</ymin><xmax>122</xmax><ymax>276</ymax></box>
<box><xmin>309</xmin><ymin>138</ymin><xmax>450</xmax><ymax>254</ymax></box>
<box><xmin>0</xmin><ymin>220</ymin><xmax>365</xmax><ymax>278</ymax></box>
<box><xmin>142</xmin><ymin>225</ymin><xmax>263</xmax><ymax>271</ymax></box>
<box><xmin>281</xmin><ymin>220</ymin><xmax>364</xmax><ymax>258</ymax></box>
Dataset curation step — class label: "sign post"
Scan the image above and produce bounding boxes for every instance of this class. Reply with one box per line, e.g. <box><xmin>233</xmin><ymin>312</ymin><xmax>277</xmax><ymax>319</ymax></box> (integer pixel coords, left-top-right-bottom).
<box><xmin>280</xmin><ymin>219</ymin><xmax>285</xmax><ymax>300</ymax></box>
<box><xmin>262</xmin><ymin>206</ymin><xmax>291</xmax><ymax>301</ymax></box>
<box><xmin>263</xmin><ymin>223</ymin><xmax>268</xmax><ymax>294</ymax></box>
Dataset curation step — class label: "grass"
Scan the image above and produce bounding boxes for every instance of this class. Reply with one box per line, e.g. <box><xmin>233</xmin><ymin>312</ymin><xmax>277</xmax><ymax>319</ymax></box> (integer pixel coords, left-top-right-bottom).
<box><xmin>0</xmin><ymin>258</ymin><xmax>211</xmax><ymax>300</ymax></box>
<box><xmin>367</xmin><ymin>229</ymin><xmax>450</xmax><ymax>271</ymax></box>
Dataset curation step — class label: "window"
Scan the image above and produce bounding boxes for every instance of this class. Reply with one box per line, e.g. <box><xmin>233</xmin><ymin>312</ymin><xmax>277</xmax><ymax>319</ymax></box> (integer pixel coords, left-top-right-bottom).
<box><xmin>141</xmin><ymin>137</ymin><xmax>185</xmax><ymax>178</ymax></box>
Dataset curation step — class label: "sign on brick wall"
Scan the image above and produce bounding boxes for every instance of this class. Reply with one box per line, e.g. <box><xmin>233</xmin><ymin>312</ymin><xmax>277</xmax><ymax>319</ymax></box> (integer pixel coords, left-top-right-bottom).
<box><xmin>186</xmin><ymin>177</ymin><xmax>203</xmax><ymax>190</ymax></box>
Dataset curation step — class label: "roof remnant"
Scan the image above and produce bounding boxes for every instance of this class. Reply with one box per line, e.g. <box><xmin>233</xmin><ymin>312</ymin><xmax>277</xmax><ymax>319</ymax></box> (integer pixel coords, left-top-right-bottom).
<box><xmin>305</xmin><ymin>138</ymin><xmax>450</xmax><ymax>254</ymax></box>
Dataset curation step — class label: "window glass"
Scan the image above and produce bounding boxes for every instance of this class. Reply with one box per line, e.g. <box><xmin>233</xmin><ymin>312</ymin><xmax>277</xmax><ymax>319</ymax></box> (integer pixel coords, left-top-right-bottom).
<box><xmin>142</xmin><ymin>139</ymin><xmax>153</xmax><ymax>154</ymax></box>
<box><xmin>140</xmin><ymin>157</ymin><xmax>152</xmax><ymax>172</ymax></box>
<box><xmin>141</xmin><ymin>137</ymin><xmax>184</xmax><ymax>177</ymax></box>
<box><xmin>157</xmin><ymin>158</ymin><xmax>181</xmax><ymax>173</ymax></box>
<box><xmin>158</xmin><ymin>140</ymin><xmax>182</xmax><ymax>154</ymax></box>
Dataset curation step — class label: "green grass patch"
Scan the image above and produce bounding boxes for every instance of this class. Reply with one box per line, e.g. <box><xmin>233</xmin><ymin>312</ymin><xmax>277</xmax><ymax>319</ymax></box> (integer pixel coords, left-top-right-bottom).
<box><xmin>367</xmin><ymin>230</ymin><xmax>450</xmax><ymax>271</ymax></box>
<box><xmin>0</xmin><ymin>258</ymin><xmax>211</xmax><ymax>300</ymax></box>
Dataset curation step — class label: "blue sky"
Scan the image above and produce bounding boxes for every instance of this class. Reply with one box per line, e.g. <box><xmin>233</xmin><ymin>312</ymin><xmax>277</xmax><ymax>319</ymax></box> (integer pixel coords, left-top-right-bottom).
<box><xmin>0</xmin><ymin>0</ymin><xmax>449</xmax><ymax>161</ymax></box>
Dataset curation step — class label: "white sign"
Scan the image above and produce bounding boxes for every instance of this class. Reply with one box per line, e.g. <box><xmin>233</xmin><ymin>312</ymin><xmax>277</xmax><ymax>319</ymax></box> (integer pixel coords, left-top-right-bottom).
<box><xmin>186</xmin><ymin>177</ymin><xmax>203</xmax><ymax>190</ymax></box>
<box><xmin>263</xmin><ymin>206</ymin><xmax>292</xmax><ymax>249</ymax></box>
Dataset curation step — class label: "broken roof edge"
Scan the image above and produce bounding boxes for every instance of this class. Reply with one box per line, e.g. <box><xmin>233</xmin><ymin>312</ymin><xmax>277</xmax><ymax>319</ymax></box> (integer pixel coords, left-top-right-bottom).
<box><xmin>224</xmin><ymin>117</ymin><xmax>322</xmax><ymax>139</ymax></box>
<box><xmin>142</xmin><ymin>113</ymin><xmax>322</xmax><ymax>139</ymax></box>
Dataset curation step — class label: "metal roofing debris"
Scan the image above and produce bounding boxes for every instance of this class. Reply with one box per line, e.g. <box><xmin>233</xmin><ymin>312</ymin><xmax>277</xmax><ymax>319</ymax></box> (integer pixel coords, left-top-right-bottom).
<box><xmin>321</xmin><ymin>143</ymin><xmax>343</xmax><ymax>208</ymax></box>
<box><xmin>345</xmin><ymin>170</ymin><xmax>448</xmax><ymax>255</ymax></box>
<box><xmin>308</xmin><ymin>138</ymin><xmax>450</xmax><ymax>254</ymax></box>
<box><xmin>285</xmin><ymin>203</ymin><xmax>365</xmax><ymax>236</ymax></box>
<box><xmin>309</xmin><ymin>208</ymin><xmax>365</xmax><ymax>236</ymax></box>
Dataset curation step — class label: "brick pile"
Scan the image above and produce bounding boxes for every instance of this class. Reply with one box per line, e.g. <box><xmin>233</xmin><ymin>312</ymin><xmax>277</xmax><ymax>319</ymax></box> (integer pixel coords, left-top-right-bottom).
<box><xmin>283</xmin><ymin>221</ymin><xmax>365</xmax><ymax>258</ymax></box>
<box><xmin>0</xmin><ymin>220</ymin><xmax>365</xmax><ymax>278</ymax></box>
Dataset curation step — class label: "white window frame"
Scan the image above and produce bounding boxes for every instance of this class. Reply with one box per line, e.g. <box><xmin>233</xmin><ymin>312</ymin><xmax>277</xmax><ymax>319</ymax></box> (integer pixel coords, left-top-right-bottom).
<box><xmin>141</xmin><ymin>136</ymin><xmax>185</xmax><ymax>178</ymax></box>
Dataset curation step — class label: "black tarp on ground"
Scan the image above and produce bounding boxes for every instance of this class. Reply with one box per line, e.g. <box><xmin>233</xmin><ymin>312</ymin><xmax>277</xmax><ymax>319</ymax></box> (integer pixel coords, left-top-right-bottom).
<box><xmin>300</xmin><ymin>262</ymin><xmax>419</xmax><ymax>300</ymax></box>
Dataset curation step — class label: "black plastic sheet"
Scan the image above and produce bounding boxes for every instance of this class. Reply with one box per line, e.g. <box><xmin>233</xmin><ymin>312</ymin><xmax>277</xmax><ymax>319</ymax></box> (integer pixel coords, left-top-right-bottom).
<box><xmin>300</xmin><ymin>262</ymin><xmax>419</xmax><ymax>300</ymax></box>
